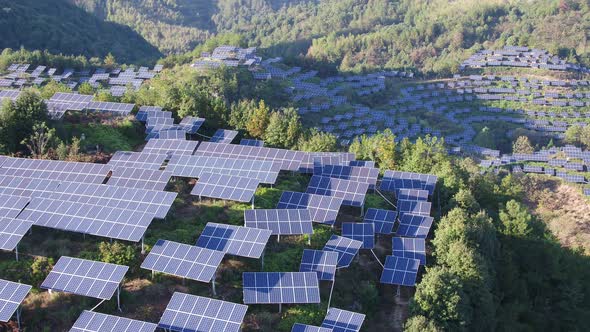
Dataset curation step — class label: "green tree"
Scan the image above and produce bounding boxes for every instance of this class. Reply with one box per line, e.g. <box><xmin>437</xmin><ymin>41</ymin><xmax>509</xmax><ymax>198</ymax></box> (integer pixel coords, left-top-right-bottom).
<box><xmin>404</xmin><ymin>315</ymin><xmax>443</xmax><ymax>332</ymax></box>
<box><xmin>104</xmin><ymin>52</ymin><xmax>117</xmax><ymax>69</ymax></box>
<box><xmin>30</xmin><ymin>257</ymin><xmax>54</xmax><ymax>286</ymax></box>
<box><xmin>264</xmin><ymin>111</ymin><xmax>288</xmax><ymax>147</ymax></box>
<box><xmin>299</xmin><ymin>130</ymin><xmax>338</xmax><ymax>152</ymax></box>
<box><xmin>246</xmin><ymin>100</ymin><xmax>270</xmax><ymax>138</ymax></box>
<box><xmin>21</xmin><ymin>122</ymin><xmax>57</xmax><ymax>158</ymax></box>
<box><xmin>77</xmin><ymin>82</ymin><xmax>95</xmax><ymax>95</ymax></box>
<box><xmin>499</xmin><ymin>200</ymin><xmax>534</xmax><ymax>237</ymax></box>
<box><xmin>512</xmin><ymin>136</ymin><xmax>534</xmax><ymax>154</ymax></box>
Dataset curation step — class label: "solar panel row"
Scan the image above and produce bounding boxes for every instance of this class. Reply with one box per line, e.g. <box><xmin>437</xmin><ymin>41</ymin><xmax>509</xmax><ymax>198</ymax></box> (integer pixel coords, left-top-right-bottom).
<box><xmin>196</xmin><ymin>142</ymin><xmax>304</xmax><ymax>171</ymax></box>
<box><xmin>190</xmin><ymin>173</ymin><xmax>260</xmax><ymax>203</ymax></box>
<box><xmin>244</xmin><ymin>209</ymin><xmax>313</xmax><ymax>235</ymax></box>
<box><xmin>196</xmin><ymin>222</ymin><xmax>271</xmax><ymax>259</ymax></box>
<box><xmin>242</xmin><ymin>272</ymin><xmax>320</xmax><ymax>304</ymax></box>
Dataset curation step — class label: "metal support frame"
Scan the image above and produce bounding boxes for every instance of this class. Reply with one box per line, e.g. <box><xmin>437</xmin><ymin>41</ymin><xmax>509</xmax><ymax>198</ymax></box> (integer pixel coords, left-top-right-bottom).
<box><xmin>16</xmin><ymin>306</ymin><xmax>22</xmax><ymax>331</ymax></box>
<box><xmin>141</xmin><ymin>236</ymin><xmax>145</xmax><ymax>255</ymax></box>
<box><xmin>211</xmin><ymin>271</ymin><xmax>217</xmax><ymax>296</ymax></box>
<box><xmin>15</xmin><ymin>245</ymin><xmax>18</xmax><ymax>262</ymax></box>
<box><xmin>117</xmin><ymin>286</ymin><xmax>122</xmax><ymax>312</ymax></box>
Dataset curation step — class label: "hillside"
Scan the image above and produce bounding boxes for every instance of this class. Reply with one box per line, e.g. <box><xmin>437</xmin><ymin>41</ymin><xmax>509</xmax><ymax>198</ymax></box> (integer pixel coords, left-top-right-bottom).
<box><xmin>0</xmin><ymin>0</ymin><xmax>162</xmax><ymax>64</ymax></box>
<box><xmin>66</xmin><ymin>0</ymin><xmax>589</xmax><ymax>75</ymax></box>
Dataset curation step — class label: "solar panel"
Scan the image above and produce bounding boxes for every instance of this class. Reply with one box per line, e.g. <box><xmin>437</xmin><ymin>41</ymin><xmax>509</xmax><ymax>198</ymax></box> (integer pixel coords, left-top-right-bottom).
<box><xmin>159</xmin><ymin>292</ymin><xmax>248</xmax><ymax>332</ymax></box>
<box><xmin>70</xmin><ymin>311</ymin><xmax>157</xmax><ymax>332</ymax></box>
<box><xmin>292</xmin><ymin>324</ymin><xmax>332</xmax><ymax>332</ymax></box>
<box><xmin>146</xmin><ymin>117</ymin><xmax>174</xmax><ymax>132</ymax></box>
<box><xmin>240</xmin><ymin>139</ymin><xmax>264</xmax><ymax>147</ymax></box>
<box><xmin>363</xmin><ymin>208</ymin><xmax>397</xmax><ymax>234</ymax></box>
<box><xmin>392</xmin><ymin>237</ymin><xmax>426</xmax><ymax>265</ymax></box>
<box><xmin>196</xmin><ymin>222</ymin><xmax>271</xmax><ymax>259</ymax></box>
<box><xmin>85</xmin><ymin>101</ymin><xmax>134</xmax><ymax>115</ymax></box>
<box><xmin>321</xmin><ymin>308</ymin><xmax>366</xmax><ymax>332</ymax></box>
<box><xmin>142</xmin><ymin>139</ymin><xmax>198</xmax><ymax>157</ymax></box>
<box><xmin>349</xmin><ymin>160</ymin><xmax>375</xmax><ymax>168</ymax></box>
<box><xmin>0</xmin><ymin>216</ymin><xmax>34</xmax><ymax>251</ymax></box>
<box><xmin>317</xmin><ymin>165</ymin><xmax>379</xmax><ymax>188</ymax></box>
<box><xmin>380</xmin><ymin>256</ymin><xmax>420</xmax><ymax>286</ymax></box>
<box><xmin>0</xmin><ymin>279</ymin><xmax>31</xmax><ymax>322</ymax></box>
<box><xmin>210</xmin><ymin>129</ymin><xmax>238</xmax><ymax>143</ymax></box>
<box><xmin>190</xmin><ymin>173</ymin><xmax>260</xmax><ymax>203</ymax></box>
<box><xmin>38</xmin><ymin>182</ymin><xmax>176</xmax><ymax>219</ymax></box>
<box><xmin>277</xmin><ymin>192</ymin><xmax>342</xmax><ymax>226</ymax></box>
<box><xmin>242</xmin><ymin>272</ymin><xmax>320</xmax><ymax>304</ymax></box>
<box><xmin>167</xmin><ymin>155</ymin><xmax>280</xmax><ymax>184</ymax></box>
<box><xmin>299</xmin><ymin>152</ymin><xmax>356</xmax><ymax>173</ymax></box>
<box><xmin>196</xmin><ymin>142</ymin><xmax>304</xmax><ymax>171</ymax></box>
<box><xmin>323</xmin><ymin>235</ymin><xmax>362</xmax><ymax>268</ymax></box>
<box><xmin>0</xmin><ymin>158</ymin><xmax>110</xmax><ymax>184</ymax></box>
<box><xmin>18</xmin><ymin>197</ymin><xmax>154</xmax><ymax>242</ymax></box>
<box><xmin>107</xmin><ymin>151</ymin><xmax>167</xmax><ymax>171</ymax></box>
<box><xmin>397</xmin><ymin>199</ymin><xmax>431</xmax><ymax>219</ymax></box>
<box><xmin>141</xmin><ymin>239</ymin><xmax>224</xmax><ymax>282</ymax></box>
<box><xmin>107</xmin><ymin>167</ymin><xmax>172</xmax><ymax>191</ymax></box>
<box><xmin>244</xmin><ymin>209</ymin><xmax>313</xmax><ymax>235</ymax></box>
<box><xmin>0</xmin><ymin>90</ymin><xmax>21</xmax><ymax>101</ymax></box>
<box><xmin>397</xmin><ymin>189</ymin><xmax>429</xmax><ymax>201</ymax></box>
<box><xmin>380</xmin><ymin>171</ymin><xmax>437</xmax><ymax>195</ymax></box>
<box><xmin>0</xmin><ymin>194</ymin><xmax>30</xmax><ymax>218</ymax></box>
<box><xmin>49</xmin><ymin>92</ymin><xmax>92</xmax><ymax>110</ymax></box>
<box><xmin>178</xmin><ymin>116</ymin><xmax>205</xmax><ymax>134</ymax></box>
<box><xmin>306</xmin><ymin>176</ymin><xmax>369</xmax><ymax>207</ymax></box>
<box><xmin>396</xmin><ymin>213</ymin><xmax>434</xmax><ymax>238</ymax></box>
<box><xmin>341</xmin><ymin>223</ymin><xmax>374</xmax><ymax>249</ymax></box>
<box><xmin>41</xmin><ymin>256</ymin><xmax>128</xmax><ymax>300</ymax></box>
<box><xmin>156</xmin><ymin>127</ymin><xmax>187</xmax><ymax>140</ymax></box>
<box><xmin>136</xmin><ymin>106</ymin><xmax>165</xmax><ymax>122</ymax></box>
<box><xmin>299</xmin><ymin>249</ymin><xmax>338</xmax><ymax>281</ymax></box>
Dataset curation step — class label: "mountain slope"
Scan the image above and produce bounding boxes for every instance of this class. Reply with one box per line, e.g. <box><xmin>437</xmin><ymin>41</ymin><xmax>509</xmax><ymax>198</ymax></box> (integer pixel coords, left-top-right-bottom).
<box><xmin>0</xmin><ymin>0</ymin><xmax>162</xmax><ymax>63</ymax></box>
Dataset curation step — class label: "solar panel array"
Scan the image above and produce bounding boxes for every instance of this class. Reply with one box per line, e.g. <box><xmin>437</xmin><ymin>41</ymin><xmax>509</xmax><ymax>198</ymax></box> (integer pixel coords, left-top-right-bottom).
<box><xmin>85</xmin><ymin>101</ymin><xmax>134</xmax><ymax>115</ymax></box>
<box><xmin>210</xmin><ymin>129</ymin><xmax>238</xmax><ymax>143</ymax></box>
<box><xmin>380</xmin><ymin>256</ymin><xmax>420</xmax><ymax>286</ymax></box>
<box><xmin>41</xmin><ymin>256</ymin><xmax>128</xmax><ymax>300</ymax></box>
<box><xmin>37</xmin><ymin>181</ymin><xmax>176</xmax><ymax>219</ymax></box>
<box><xmin>70</xmin><ymin>311</ymin><xmax>157</xmax><ymax>332</ymax></box>
<box><xmin>141</xmin><ymin>239</ymin><xmax>224</xmax><ymax>282</ymax></box>
<box><xmin>397</xmin><ymin>189</ymin><xmax>429</xmax><ymax>201</ymax></box>
<box><xmin>0</xmin><ymin>194</ymin><xmax>30</xmax><ymax>218</ymax></box>
<box><xmin>244</xmin><ymin>209</ymin><xmax>313</xmax><ymax>235</ymax></box>
<box><xmin>0</xmin><ymin>90</ymin><xmax>21</xmax><ymax>101</ymax></box>
<box><xmin>178</xmin><ymin>116</ymin><xmax>205</xmax><ymax>134</ymax></box>
<box><xmin>396</xmin><ymin>214</ymin><xmax>434</xmax><ymax>238</ymax></box>
<box><xmin>323</xmin><ymin>235</ymin><xmax>362</xmax><ymax>268</ymax></box>
<box><xmin>242</xmin><ymin>272</ymin><xmax>320</xmax><ymax>304</ymax></box>
<box><xmin>341</xmin><ymin>223</ymin><xmax>374</xmax><ymax>249</ymax></box>
<box><xmin>0</xmin><ymin>158</ymin><xmax>110</xmax><ymax>184</ymax></box>
<box><xmin>49</xmin><ymin>93</ymin><xmax>93</xmax><ymax>110</ymax></box>
<box><xmin>380</xmin><ymin>171</ymin><xmax>438</xmax><ymax>195</ymax></box>
<box><xmin>299</xmin><ymin>249</ymin><xmax>339</xmax><ymax>281</ymax></box>
<box><xmin>277</xmin><ymin>191</ymin><xmax>342</xmax><ymax>225</ymax></box>
<box><xmin>321</xmin><ymin>308</ymin><xmax>366</xmax><ymax>332</ymax></box>
<box><xmin>107</xmin><ymin>151</ymin><xmax>167</xmax><ymax>170</ymax></box>
<box><xmin>196</xmin><ymin>142</ymin><xmax>304</xmax><ymax>171</ymax></box>
<box><xmin>0</xmin><ymin>175</ymin><xmax>58</xmax><ymax>199</ymax></box>
<box><xmin>159</xmin><ymin>293</ymin><xmax>248</xmax><ymax>332</ymax></box>
<box><xmin>392</xmin><ymin>237</ymin><xmax>426</xmax><ymax>265</ymax></box>
<box><xmin>0</xmin><ymin>194</ymin><xmax>36</xmax><ymax>250</ymax></box>
<box><xmin>107</xmin><ymin>167</ymin><xmax>172</xmax><ymax>191</ymax></box>
<box><xmin>397</xmin><ymin>200</ymin><xmax>432</xmax><ymax>219</ymax></box>
<box><xmin>196</xmin><ymin>222</ymin><xmax>271</xmax><ymax>259</ymax></box>
<box><xmin>190</xmin><ymin>172</ymin><xmax>260</xmax><ymax>203</ymax></box>
<box><xmin>142</xmin><ymin>139</ymin><xmax>198</xmax><ymax>157</ymax></box>
<box><xmin>292</xmin><ymin>324</ymin><xmax>332</xmax><ymax>332</ymax></box>
<box><xmin>306</xmin><ymin>176</ymin><xmax>369</xmax><ymax>207</ymax></box>
<box><xmin>240</xmin><ymin>139</ymin><xmax>264</xmax><ymax>147</ymax></box>
<box><xmin>316</xmin><ymin>165</ymin><xmax>379</xmax><ymax>187</ymax></box>
<box><xmin>167</xmin><ymin>155</ymin><xmax>280</xmax><ymax>184</ymax></box>
<box><xmin>363</xmin><ymin>208</ymin><xmax>397</xmax><ymax>234</ymax></box>
<box><xmin>0</xmin><ymin>279</ymin><xmax>31</xmax><ymax>322</ymax></box>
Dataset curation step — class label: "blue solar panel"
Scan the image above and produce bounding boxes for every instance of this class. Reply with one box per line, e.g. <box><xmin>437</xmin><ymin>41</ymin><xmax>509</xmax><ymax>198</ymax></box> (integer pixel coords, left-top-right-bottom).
<box><xmin>392</xmin><ymin>237</ymin><xmax>426</xmax><ymax>265</ymax></box>
<box><xmin>306</xmin><ymin>175</ymin><xmax>369</xmax><ymax>207</ymax></box>
<box><xmin>196</xmin><ymin>222</ymin><xmax>271</xmax><ymax>259</ymax></box>
<box><xmin>396</xmin><ymin>214</ymin><xmax>433</xmax><ymax>238</ymax></box>
<box><xmin>167</xmin><ymin>155</ymin><xmax>280</xmax><ymax>184</ymax></box>
<box><xmin>108</xmin><ymin>151</ymin><xmax>167</xmax><ymax>171</ymax></box>
<box><xmin>349</xmin><ymin>160</ymin><xmax>375</xmax><ymax>168</ymax></box>
<box><xmin>141</xmin><ymin>239</ymin><xmax>224</xmax><ymax>282</ymax></box>
<box><xmin>321</xmin><ymin>308</ymin><xmax>366</xmax><ymax>332</ymax></box>
<box><xmin>0</xmin><ymin>216</ymin><xmax>34</xmax><ymax>251</ymax></box>
<box><xmin>323</xmin><ymin>235</ymin><xmax>362</xmax><ymax>268</ymax></box>
<box><xmin>41</xmin><ymin>256</ymin><xmax>128</xmax><ymax>300</ymax></box>
<box><xmin>380</xmin><ymin>171</ymin><xmax>437</xmax><ymax>195</ymax></box>
<box><xmin>277</xmin><ymin>192</ymin><xmax>342</xmax><ymax>226</ymax></box>
<box><xmin>242</xmin><ymin>272</ymin><xmax>320</xmax><ymax>304</ymax></box>
<box><xmin>142</xmin><ymin>139</ymin><xmax>198</xmax><ymax>157</ymax></box>
<box><xmin>397</xmin><ymin>199</ymin><xmax>431</xmax><ymax>219</ymax></box>
<box><xmin>70</xmin><ymin>310</ymin><xmax>157</xmax><ymax>332</ymax></box>
<box><xmin>210</xmin><ymin>129</ymin><xmax>238</xmax><ymax>143</ymax></box>
<box><xmin>292</xmin><ymin>324</ymin><xmax>332</xmax><ymax>332</ymax></box>
<box><xmin>341</xmin><ymin>223</ymin><xmax>374</xmax><ymax>249</ymax></box>
<box><xmin>190</xmin><ymin>173</ymin><xmax>260</xmax><ymax>203</ymax></box>
<box><xmin>317</xmin><ymin>165</ymin><xmax>379</xmax><ymax>188</ymax></box>
<box><xmin>240</xmin><ymin>139</ymin><xmax>264</xmax><ymax>147</ymax></box>
<box><xmin>178</xmin><ymin>116</ymin><xmax>205</xmax><ymax>134</ymax></box>
<box><xmin>397</xmin><ymin>189</ymin><xmax>429</xmax><ymax>201</ymax></box>
<box><xmin>380</xmin><ymin>256</ymin><xmax>420</xmax><ymax>286</ymax></box>
<box><xmin>299</xmin><ymin>249</ymin><xmax>338</xmax><ymax>281</ymax></box>
<box><xmin>0</xmin><ymin>176</ymin><xmax>60</xmax><ymax>198</ymax></box>
<box><xmin>0</xmin><ymin>279</ymin><xmax>31</xmax><ymax>322</ymax></box>
<box><xmin>244</xmin><ymin>209</ymin><xmax>313</xmax><ymax>235</ymax></box>
<box><xmin>159</xmin><ymin>292</ymin><xmax>248</xmax><ymax>332</ymax></box>
<box><xmin>107</xmin><ymin>167</ymin><xmax>172</xmax><ymax>191</ymax></box>
<box><xmin>363</xmin><ymin>208</ymin><xmax>397</xmax><ymax>234</ymax></box>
